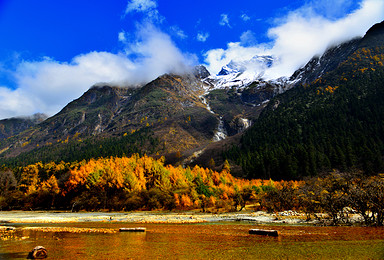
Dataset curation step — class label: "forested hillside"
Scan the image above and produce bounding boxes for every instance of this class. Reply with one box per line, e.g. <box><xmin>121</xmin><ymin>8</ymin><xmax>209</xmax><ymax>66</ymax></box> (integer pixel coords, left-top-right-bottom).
<box><xmin>225</xmin><ymin>22</ymin><xmax>384</xmax><ymax>180</ymax></box>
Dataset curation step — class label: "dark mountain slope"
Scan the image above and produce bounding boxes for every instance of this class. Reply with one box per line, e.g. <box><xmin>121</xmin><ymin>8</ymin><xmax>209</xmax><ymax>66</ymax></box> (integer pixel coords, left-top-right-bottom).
<box><xmin>0</xmin><ymin>113</ymin><xmax>47</xmax><ymax>140</ymax></box>
<box><xmin>225</xmin><ymin>21</ymin><xmax>384</xmax><ymax>180</ymax></box>
<box><xmin>290</xmin><ymin>38</ymin><xmax>360</xmax><ymax>85</ymax></box>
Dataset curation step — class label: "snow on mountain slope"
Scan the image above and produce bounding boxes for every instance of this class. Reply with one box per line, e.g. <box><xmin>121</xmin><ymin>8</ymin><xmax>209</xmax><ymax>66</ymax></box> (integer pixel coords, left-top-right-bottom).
<box><xmin>208</xmin><ymin>55</ymin><xmax>276</xmax><ymax>89</ymax></box>
<box><xmin>201</xmin><ymin>54</ymin><xmax>298</xmax><ymax>96</ymax></box>
<box><xmin>196</xmin><ymin>36</ymin><xmax>366</xmax><ymax>144</ymax></box>
<box><xmin>218</xmin><ymin>55</ymin><xmax>274</xmax><ymax>76</ymax></box>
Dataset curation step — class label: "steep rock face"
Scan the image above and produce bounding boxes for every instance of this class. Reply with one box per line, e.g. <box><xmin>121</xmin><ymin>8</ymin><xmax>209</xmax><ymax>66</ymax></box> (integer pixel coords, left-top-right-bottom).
<box><xmin>360</xmin><ymin>20</ymin><xmax>384</xmax><ymax>47</ymax></box>
<box><xmin>41</xmin><ymin>85</ymin><xmax>134</xmax><ymax>137</ymax></box>
<box><xmin>111</xmin><ymin>73</ymin><xmax>219</xmax><ymax>153</ymax></box>
<box><xmin>239</xmin><ymin>82</ymin><xmax>276</xmax><ymax>104</ymax></box>
<box><xmin>193</xmin><ymin>65</ymin><xmax>210</xmax><ymax>79</ymax></box>
<box><xmin>205</xmin><ymin>86</ymin><xmax>267</xmax><ymax>137</ymax></box>
<box><xmin>201</xmin><ymin>53</ymin><xmax>297</xmax><ymax>138</ymax></box>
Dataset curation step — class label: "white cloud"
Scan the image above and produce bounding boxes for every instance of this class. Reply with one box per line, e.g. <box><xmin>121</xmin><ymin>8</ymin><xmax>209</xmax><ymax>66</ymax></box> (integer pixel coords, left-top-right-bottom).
<box><xmin>118</xmin><ymin>31</ymin><xmax>127</xmax><ymax>43</ymax></box>
<box><xmin>125</xmin><ymin>0</ymin><xmax>162</xmax><ymax>22</ymax></box>
<box><xmin>205</xmin><ymin>0</ymin><xmax>384</xmax><ymax>77</ymax></box>
<box><xmin>123</xmin><ymin>23</ymin><xmax>196</xmax><ymax>80</ymax></box>
<box><xmin>240</xmin><ymin>30</ymin><xmax>257</xmax><ymax>46</ymax></box>
<box><xmin>197</xmin><ymin>32</ymin><xmax>209</xmax><ymax>42</ymax></box>
<box><xmin>266</xmin><ymin>0</ymin><xmax>384</xmax><ymax>78</ymax></box>
<box><xmin>204</xmin><ymin>42</ymin><xmax>269</xmax><ymax>74</ymax></box>
<box><xmin>0</xmin><ymin>87</ymin><xmax>36</xmax><ymax>119</ymax></box>
<box><xmin>8</xmin><ymin>52</ymin><xmax>136</xmax><ymax>117</ymax></box>
<box><xmin>170</xmin><ymin>25</ymin><xmax>188</xmax><ymax>39</ymax></box>
<box><xmin>0</xmin><ymin>24</ymin><xmax>195</xmax><ymax>119</ymax></box>
<box><xmin>125</xmin><ymin>0</ymin><xmax>157</xmax><ymax>13</ymax></box>
<box><xmin>219</xmin><ymin>14</ymin><xmax>231</xmax><ymax>28</ymax></box>
<box><xmin>240</xmin><ymin>14</ymin><xmax>250</xmax><ymax>22</ymax></box>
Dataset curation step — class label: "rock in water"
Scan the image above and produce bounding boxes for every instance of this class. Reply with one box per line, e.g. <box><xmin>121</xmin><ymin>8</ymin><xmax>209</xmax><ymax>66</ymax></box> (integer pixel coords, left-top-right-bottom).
<box><xmin>119</xmin><ymin>227</ymin><xmax>146</xmax><ymax>232</ymax></box>
<box><xmin>249</xmin><ymin>229</ymin><xmax>279</xmax><ymax>237</ymax></box>
<box><xmin>27</xmin><ymin>246</ymin><xmax>48</xmax><ymax>259</ymax></box>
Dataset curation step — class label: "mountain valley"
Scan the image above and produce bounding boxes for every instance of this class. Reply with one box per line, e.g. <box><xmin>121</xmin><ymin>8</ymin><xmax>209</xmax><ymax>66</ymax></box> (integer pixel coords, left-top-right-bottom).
<box><xmin>1</xmin><ymin>21</ymin><xmax>384</xmax><ymax>180</ymax></box>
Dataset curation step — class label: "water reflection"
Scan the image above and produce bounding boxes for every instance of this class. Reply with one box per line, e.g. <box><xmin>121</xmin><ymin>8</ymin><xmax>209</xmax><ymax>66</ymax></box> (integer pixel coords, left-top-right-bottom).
<box><xmin>1</xmin><ymin>223</ymin><xmax>383</xmax><ymax>259</ymax></box>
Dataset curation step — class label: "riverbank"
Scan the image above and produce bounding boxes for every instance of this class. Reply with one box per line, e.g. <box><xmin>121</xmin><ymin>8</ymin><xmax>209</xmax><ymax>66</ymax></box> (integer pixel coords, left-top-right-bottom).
<box><xmin>0</xmin><ymin>210</ymin><xmax>363</xmax><ymax>225</ymax></box>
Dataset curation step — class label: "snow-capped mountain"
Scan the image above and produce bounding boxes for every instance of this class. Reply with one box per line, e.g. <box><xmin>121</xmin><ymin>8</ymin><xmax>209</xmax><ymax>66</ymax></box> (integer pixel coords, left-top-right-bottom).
<box><xmin>218</xmin><ymin>55</ymin><xmax>274</xmax><ymax>76</ymax></box>
<box><xmin>202</xmin><ymin>54</ymin><xmax>296</xmax><ymax>93</ymax></box>
<box><xmin>209</xmin><ymin>55</ymin><xmax>276</xmax><ymax>90</ymax></box>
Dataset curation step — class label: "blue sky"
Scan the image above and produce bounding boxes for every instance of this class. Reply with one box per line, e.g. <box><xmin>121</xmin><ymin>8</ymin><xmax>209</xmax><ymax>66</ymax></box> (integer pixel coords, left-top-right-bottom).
<box><xmin>0</xmin><ymin>0</ymin><xmax>383</xmax><ymax>119</ymax></box>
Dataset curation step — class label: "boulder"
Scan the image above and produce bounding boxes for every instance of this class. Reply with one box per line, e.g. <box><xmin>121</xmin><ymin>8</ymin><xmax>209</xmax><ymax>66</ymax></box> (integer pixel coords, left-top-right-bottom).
<box><xmin>249</xmin><ymin>229</ymin><xmax>279</xmax><ymax>237</ymax></box>
<box><xmin>119</xmin><ymin>227</ymin><xmax>146</xmax><ymax>232</ymax></box>
<box><xmin>27</xmin><ymin>246</ymin><xmax>47</xmax><ymax>259</ymax></box>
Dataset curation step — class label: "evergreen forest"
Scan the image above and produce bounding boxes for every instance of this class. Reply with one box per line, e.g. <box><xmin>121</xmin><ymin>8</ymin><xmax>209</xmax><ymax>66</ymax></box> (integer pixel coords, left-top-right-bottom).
<box><xmin>225</xmin><ymin>47</ymin><xmax>384</xmax><ymax>180</ymax></box>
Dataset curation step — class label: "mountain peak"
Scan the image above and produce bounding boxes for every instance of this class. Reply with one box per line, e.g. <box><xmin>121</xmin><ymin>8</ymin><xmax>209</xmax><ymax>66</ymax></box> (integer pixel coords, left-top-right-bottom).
<box><xmin>193</xmin><ymin>65</ymin><xmax>210</xmax><ymax>79</ymax></box>
<box><xmin>217</xmin><ymin>55</ymin><xmax>274</xmax><ymax>76</ymax></box>
<box><xmin>359</xmin><ymin>20</ymin><xmax>384</xmax><ymax>49</ymax></box>
<box><xmin>364</xmin><ymin>20</ymin><xmax>384</xmax><ymax>37</ymax></box>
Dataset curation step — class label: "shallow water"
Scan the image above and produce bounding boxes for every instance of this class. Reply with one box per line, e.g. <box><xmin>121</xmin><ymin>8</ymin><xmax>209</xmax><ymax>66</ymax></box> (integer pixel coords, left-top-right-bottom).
<box><xmin>1</xmin><ymin>222</ymin><xmax>384</xmax><ymax>259</ymax></box>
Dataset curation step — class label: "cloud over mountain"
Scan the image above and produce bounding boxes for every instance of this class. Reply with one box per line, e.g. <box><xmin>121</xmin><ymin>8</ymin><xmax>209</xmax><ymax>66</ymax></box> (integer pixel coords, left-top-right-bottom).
<box><xmin>204</xmin><ymin>0</ymin><xmax>384</xmax><ymax>78</ymax></box>
<box><xmin>0</xmin><ymin>23</ymin><xmax>195</xmax><ymax>119</ymax></box>
<box><xmin>266</xmin><ymin>0</ymin><xmax>384</xmax><ymax>79</ymax></box>
<box><xmin>0</xmin><ymin>0</ymin><xmax>383</xmax><ymax>120</ymax></box>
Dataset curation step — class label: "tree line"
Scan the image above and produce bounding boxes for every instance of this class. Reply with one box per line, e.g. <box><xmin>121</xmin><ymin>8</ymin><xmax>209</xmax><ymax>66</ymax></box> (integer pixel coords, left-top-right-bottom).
<box><xmin>261</xmin><ymin>171</ymin><xmax>384</xmax><ymax>226</ymax></box>
<box><xmin>0</xmin><ymin>155</ymin><xmax>274</xmax><ymax>213</ymax></box>
<box><xmin>0</xmin><ymin>127</ymin><xmax>159</xmax><ymax>167</ymax></box>
<box><xmin>1</xmin><ymin>154</ymin><xmax>383</xmax><ymax>226</ymax></box>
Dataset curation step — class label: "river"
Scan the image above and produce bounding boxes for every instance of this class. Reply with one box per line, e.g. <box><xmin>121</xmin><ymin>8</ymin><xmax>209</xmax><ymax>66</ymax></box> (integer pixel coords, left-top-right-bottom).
<box><xmin>1</xmin><ymin>222</ymin><xmax>384</xmax><ymax>259</ymax></box>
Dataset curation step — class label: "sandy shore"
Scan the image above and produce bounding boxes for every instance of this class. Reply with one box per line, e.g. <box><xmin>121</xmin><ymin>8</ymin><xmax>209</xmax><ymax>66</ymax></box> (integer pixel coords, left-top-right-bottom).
<box><xmin>0</xmin><ymin>210</ymin><xmax>317</xmax><ymax>225</ymax></box>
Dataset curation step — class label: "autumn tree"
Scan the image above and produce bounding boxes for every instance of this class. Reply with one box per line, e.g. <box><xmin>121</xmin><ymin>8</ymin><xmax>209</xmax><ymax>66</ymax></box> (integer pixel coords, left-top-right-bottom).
<box><xmin>0</xmin><ymin>170</ymin><xmax>17</xmax><ymax>196</ymax></box>
<box><xmin>0</xmin><ymin>170</ymin><xmax>19</xmax><ymax>210</ymax></box>
<box><xmin>208</xmin><ymin>158</ymin><xmax>215</xmax><ymax>169</ymax></box>
<box><xmin>35</xmin><ymin>175</ymin><xmax>60</xmax><ymax>209</ymax></box>
<box><xmin>18</xmin><ymin>164</ymin><xmax>41</xmax><ymax>194</ymax></box>
<box><xmin>3</xmin><ymin>154</ymin><xmax>284</xmax><ymax>212</ymax></box>
<box><xmin>348</xmin><ymin>174</ymin><xmax>384</xmax><ymax>226</ymax></box>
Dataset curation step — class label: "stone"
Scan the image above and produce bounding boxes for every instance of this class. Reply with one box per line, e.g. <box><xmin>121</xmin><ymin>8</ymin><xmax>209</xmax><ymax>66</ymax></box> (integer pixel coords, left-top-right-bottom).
<box><xmin>119</xmin><ymin>227</ymin><xmax>146</xmax><ymax>232</ymax></box>
<box><xmin>249</xmin><ymin>229</ymin><xmax>279</xmax><ymax>237</ymax></box>
<box><xmin>27</xmin><ymin>246</ymin><xmax>47</xmax><ymax>259</ymax></box>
